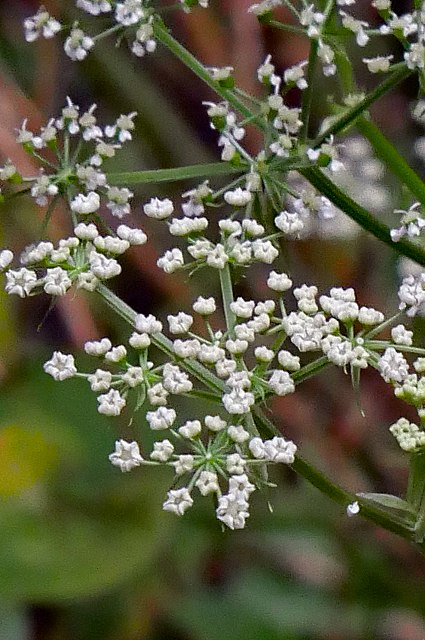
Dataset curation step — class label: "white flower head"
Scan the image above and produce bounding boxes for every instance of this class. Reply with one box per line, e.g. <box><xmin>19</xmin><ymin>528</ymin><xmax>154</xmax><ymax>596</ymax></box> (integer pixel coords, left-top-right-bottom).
<box><xmin>109</xmin><ymin>439</ymin><xmax>143</xmax><ymax>472</ymax></box>
<box><xmin>44</xmin><ymin>352</ymin><xmax>77</xmax><ymax>381</ymax></box>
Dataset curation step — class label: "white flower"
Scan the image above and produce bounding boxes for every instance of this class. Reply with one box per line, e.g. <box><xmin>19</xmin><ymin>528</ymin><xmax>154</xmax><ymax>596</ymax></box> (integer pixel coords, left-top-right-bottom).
<box><xmin>43</xmin><ymin>267</ymin><xmax>72</xmax><ymax>296</ymax></box>
<box><xmin>178</xmin><ymin>420</ymin><xmax>202</xmax><ymax>439</ymax></box>
<box><xmin>74</xmin><ymin>222</ymin><xmax>99</xmax><ymax>240</ymax></box>
<box><xmin>277</xmin><ymin>350</ymin><xmax>300</xmax><ymax>371</ymax></box>
<box><xmin>216</xmin><ymin>492</ymin><xmax>250</xmax><ymax>529</ymax></box>
<box><xmin>226</xmin><ymin>339</ymin><xmax>249</xmax><ymax>355</ymax></box>
<box><xmin>97</xmin><ymin>389</ymin><xmax>126</xmax><ymax>416</ymax></box>
<box><xmin>117</xmin><ymin>225</ymin><xmax>147</xmax><ymax>245</ymax></box>
<box><xmin>105</xmin><ymin>187</ymin><xmax>133</xmax><ymax>218</ymax></box>
<box><xmin>252</xmin><ymin>239</ymin><xmax>279</xmax><ymax>264</ymax></box>
<box><xmin>147</xmin><ymin>382</ymin><xmax>169</xmax><ymax>406</ymax></box>
<box><xmin>346</xmin><ymin>501</ymin><xmax>360</xmax><ymax>517</ymax></box>
<box><xmin>358</xmin><ymin>306</ymin><xmax>385</xmax><ymax>325</ymax></box>
<box><xmin>229</xmin><ymin>473</ymin><xmax>256</xmax><ymax>499</ymax></box>
<box><xmin>77</xmin><ymin>0</ymin><xmax>112</xmax><ymax>15</ymax></box>
<box><xmin>169</xmin><ymin>217</ymin><xmax>208</xmax><ymax>236</ymax></box>
<box><xmin>134</xmin><ymin>313</ymin><xmax>162</xmax><ymax>334</ymax></box>
<box><xmin>150</xmin><ymin>439</ymin><xmax>174</xmax><ymax>462</ymax></box>
<box><xmin>146</xmin><ymin>407</ymin><xmax>177</xmax><ymax>430</ymax></box>
<box><xmin>363</xmin><ymin>55</ymin><xmax>393</xmax><ymax>73</ymax></box>
<box><xmin>24</xmin><ymin>8</ymin><xmax>61</xmax><ymax>42</ymax></box>
<box><xmin>89</xmin><ymin>252</ymin><xmax>121</xmax><ymax>279</ymax></box>
<box><xmin>168</xmin><ymin>312</ymin><xmax>193</xmax><ymax>334</ymax></box>
<box><xmin>88</xmin><ymin>369</ymin><xmax>112</xmax><ymax>392</ymax></box>
<box><xmin>162</xmin><ymin>363</ymin><xmax>193</xmax><ymax>394</ymax></box>
<box><xmin>228</xmin><ymin>424</ymin><xmax>250</xmax><ymax>443</ymax></box>
<box><xmin>268</xmin><ymin>370</ymin><xmax>295</xmax><ymax>395</ymax></box>
<box><xmin>5</xmin><ymin>268</ymin><xmax>37</xmax><ymax>297</ymax></box>
<box><xmin>157</xmin><ymin>248</ymin><xmax>184</xmax><ymax>273</ymax></box>
<box><xmin>122</xmin><ymin>366</ymin><xmax>144</xmax><ymax>388</ymax></box>
<box><xmin>198</xmin><ymin>344</ymin><xmax>226</xmax><ymax>364</ymax></box>
<box><xmin>206</xmin><ymin>244</ymin><xmax>228</xmax><ymax>269</ymax></box>
<box><xmin>230</xmin><ymin>297</ymin><xmax>255</xmax><ymax>318</ymax></box>
<box><xmin>64</xmin><ymin>28</ymin><xmax>94</xmax><ymax>61</ymax></box>
<box><xmin>267</xmin><ymin>270</ymin><xmax>292</xmax><ymax>292</ymax></box>
<box><xmin>163</xmin><ymin>488</ymin><xmax>193</xmax><ymax>515</ymax></box>
<box><xmin>104</xmin><ymin>345</ymin><xmax>127</xmax><ymax>363</ymax></box>
<box><xmin>391</xmin><ymin>324</ymin><xmax>413</xmax><ymax>346</ymax></box>
<box><xmin>70</xmin><ymin>191</ymin><xmax>100</xmax><ymax>215</ymax></box>
<box><xmin>84</xmin><ymin>337</ymin><xmax>112</xmax><ymax>356</ymax></box>
<box><xmin>173</xmin><ymin>454</ymin><xmax>194</xmax><ymax>475</ymax></box>
<box><xmin>193</xmin><ymin>296</ymin><xmax>216</xmax><ymax>315</ymax></box>
<box><xmin>205</xmin><ymin>415</ymin><xmax>227</xmax><ymax>432</ymax></box>
<box><xmin>0</xmin><ymin>250</ymin><xmax>13</xmax><ymax>270</ymax></box>
<box><xmin>224</xmin><ymin>188</ymin><xmax>252</xmax><ymax>207</ymax></box>
<box><xmin>264</xmin><ymin>436</ymin><xmax>297</xmax><ymax>463</ymax></box>
<box><xmin>109</xmin><ymin>439</ymin><xmax>143</xmax><ymax>472</ymax></box>
<box><xmin>77</xmin><ymin>273</ymin><xmax>99</xmax><ymax>292</ymax></box>
<box><xmin>223</xmin><ymin>388</ymin><xmax>255</xmax><ymax>414</ymax></box>
<box><xmin>115</xmin><ymin>0</ymin><xmax>145</xmax><ymax>25</ymax></box>
<box><xmin>378</xmin><ymin>348</ymin><xmax>409</xmax><ymax>383</ymax></box>
<box><xmin>254</xmin><ymin>346</ymin><xmax>274</xmax><ymax>362</ymax></box>
<box><xmin>196</xmin><ymin>470</ymin><xmax>219</xmax><ymax>496</ymax></box>
<box><xmin>226</xmin><ymin>453</ymin><xmax>246</xmax><ymax>475</ymax></box>
<box><xmin>94</xmin><ymin>236</ymin><xmax>130</xmax><ymax>255</ymax></box>
<box><xmin>398</xmin><ymin>273</ymin><xmax>425</xmax><ymax>317</ymax></box>
<box><xmin>129</xmin><ymin>332</ymin><xmax>151</xmax><ymax>349</ymax></box>
<box><xmin>144</xmin><ymin>197</ymin><xmax>174</xmax><ymax>220</ymax></box>
<box><xmin>44</xmin><ymin>351</ymin><xmax>77</xmax><ymax>381</ymax></box>
<box><xmin>173</xmin><ymin>338</ymin><xmax>200</xmax><ymax>359</ymax></box>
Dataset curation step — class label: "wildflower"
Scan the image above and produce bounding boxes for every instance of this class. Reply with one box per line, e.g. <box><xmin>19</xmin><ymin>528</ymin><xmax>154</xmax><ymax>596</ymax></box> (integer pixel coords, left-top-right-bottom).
<box><xmin>43</xmin><ymin>267</ymin><xmax>72</xmax><ymax>296</ymax></box>
<box><xmin>97</xmin><ymin>389</ymin><xmax>126</xmax><ymax>416</ymax></box>
<box><xmin>5</xmin><ymin>268</ymin><xmax>37</xmax><ymax>297</ymax></box>
<box><xmin>163</xmin><ymin>488</ymin><xmax>193</xmax><ymax>515</ymax></box>
<box><xmin>0</xmin><ymin>250</ymin><xmax>13</xmax><ymax>270</ymax></box>
<box><xmin>363</xmin><ymin>55</ymin><xmax>393</xmax><ymax>73</ymax></box>
<box><xmin>150</xmin><ymin>439</ymin><xmax>174</xmax><ymax>462</ymax></box>
<box><xmin>146</xmin><ymin>407</ymin><xmax>177</xmax><ymax>430</ymax></box>
<box><xmin>88</xmin><ymin>369</ymin><xmax>113</xmax><ymax>392</ymax></box>
<box><xmin>70</xmin><ymin>192</ymin><xmax>100</xmax><ymax>215</ymax></box>
<box><xmin>64</xmin><ymin>27</ymin><xmax>94</xmax><ymax>61</ymax></box>
<box><xmin>109</xmin><ymin>439</ymin><xmax>143</xmax><ymax>472</ymax></box>
<box><xmin>196</xmin><ymin>470</ymin><xmax>219</xmax><ymax>495</ymax></box>
<box><xmin>44</xmin><ymin>352</ymin><xmax>77</xmax><ymax>381</ymax></box>
<box><xmin>84</xmin><ymin>337</ymin><xmax>112</xmax><ymax>356</ymax></box>
<box><xmin>24</xmin><ymin>8</ymin><xmax>61</xmax><ymax>42</ymax></box>
<box><xmin>106</xmin><ymin>187</ymin><xmax>133</xmax><ymax>218</ymax></box>
<box><xmin>144</xmin><ymin>197</ymin><xmax>174</xmax><ymax>220</ymax></box>
<box><xmin>346</xmin><ymin>501</ymin><xmax>360</xmax><ymax>517</ymax></box>
<box><xmin>216</xmin><ymin>492</ymin><xmax>250</xmax><ymax>529</ymax></box>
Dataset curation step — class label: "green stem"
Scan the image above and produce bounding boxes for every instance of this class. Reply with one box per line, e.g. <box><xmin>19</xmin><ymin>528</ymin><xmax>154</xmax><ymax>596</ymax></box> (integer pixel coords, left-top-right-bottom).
<box><xmin>107</xmin><ymin>162</ymin><xmax>245</xmax><ymax>185</ymax></box>
<box><xmin>300</xmin><ymin>166</ymin><xmax>425</xmax><ymax>267</ymax></box>
<box><xmin>301</xmin><ymin>40</ymin><xmax>318</xmax><ymax>143</ymax></box>
<box><xmin>219</xmin><ymin>264</ymin><xmax>237</xmax><ymax>335</ymax></box>
<box><xmin>356</xmin><ymin>116</ymin><xmax>425</xmax><ymax>207</ymax></box>
<box><xmin>313</xmin><ymin>64</ymin><xmax>412</xmax><ymax>147</ymax></box>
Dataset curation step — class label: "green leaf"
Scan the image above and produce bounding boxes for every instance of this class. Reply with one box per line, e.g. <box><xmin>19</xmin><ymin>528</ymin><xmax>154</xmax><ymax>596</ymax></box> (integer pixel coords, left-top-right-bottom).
<box><xmin>357</xmin><ymin>492</ymin><xmax>416</xmax><ymax>519</ymax></box>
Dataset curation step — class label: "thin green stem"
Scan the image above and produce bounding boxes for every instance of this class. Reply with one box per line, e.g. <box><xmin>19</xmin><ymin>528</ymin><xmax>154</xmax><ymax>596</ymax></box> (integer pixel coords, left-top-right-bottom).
<box><xmin>301</xmin><ymin>40</ymin><xmax>319</xmax><ymax>143</ymax></box>
<box><xmin>356</xmin><ymin>116</ymin><xmax>425</xmax><ymax>207</ymax></box>
<box><xmin>107</xmin><ymin>162</ymin><xmax>245</xmax><ymax>185</ymax></box>
<box><xmin>313</xmin><ymin>64</ymin><xmax>412</xmax><ymax>147</ymax></box>
<box><xmin>300</xmin><ymin>166</ymin><xmax>425</xmax><ymax>267</ymax></box>
<box><xmin>219</xmin><ymin>264</ymin><xmax>237</xmax><ymax>335</ymax></box>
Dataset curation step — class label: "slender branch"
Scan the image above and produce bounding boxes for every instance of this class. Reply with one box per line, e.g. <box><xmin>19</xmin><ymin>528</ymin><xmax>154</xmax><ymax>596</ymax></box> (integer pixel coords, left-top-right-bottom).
<box><xmin>300</xmin><ymin>166</ymin><xmax>425</xmax><ymax>267</ymax></box>
<box><xmin>107</xmin><ymin>162</ymin><xmax>245</xmax><ymax>185</ymax></box>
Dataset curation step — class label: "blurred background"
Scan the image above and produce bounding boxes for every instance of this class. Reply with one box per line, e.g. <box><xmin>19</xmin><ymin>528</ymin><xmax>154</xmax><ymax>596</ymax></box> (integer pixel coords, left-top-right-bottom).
<box><xmin>1</xmin><ymin>1</ymin><xmax>425</xmax><ymax>638</ymax></box>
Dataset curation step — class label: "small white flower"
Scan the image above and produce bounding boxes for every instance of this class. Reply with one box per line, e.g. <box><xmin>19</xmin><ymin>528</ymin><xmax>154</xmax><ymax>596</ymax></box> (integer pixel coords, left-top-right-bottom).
<box><xmin>150</xmin><ymin>439</ymin><xmax>174</xmax><ymax>462</ymax></box>
<box><xmin>205</xmin><ymin>415</ymin><xmax>227</xmax><ymax>432</ymax></box>
<box><xmin>122</xmin><ymin>366</ymin><xmax>144</xmax><ymax>388</ymax></box>
<box><xmin>206</xmin><ymin>244</ymin><xmax>228</xmax><ymax>269</ymax></box>
<box><xmin>109</xmin><ymin>439</ymin><xmax>143</xmax><ymax>472</ymax></box>
<box><xmin>163</xmin><ymin>488</ymin><xmax>193</xmax><ymax>515</ymax></box>
<box><xmin>89</xmin><ymin>252</ymin><xmax>122</xmax><ymax>279</ymax></box>
<box><xmin>346</xmin><ymin>500</ymin><xmax>360</xmax><ymax>517</ymax></box>
<box><xmin>43</xmin><ymin>267</ymin><xmax>72</xmax><ymax>296</ymax></box>
<box><xmin>267</xmin><ymin>270</ymin><xmax>292</xmax><ymax>292</ymax></box>
<box><xmin>216</xmin><ymin>492</ymin><xmax>250</xmax><ymax>529</ymax></box>
<box><xmin>193</xmin><ymin>296</ymin><xmax>216</xmax><ymax>315</ymax></box>
<box><xmin>5</xmin><ymin>268</ymin><xmax>37</xmax><ymax>297</ymax></box>
<box><xmin>105</xmin><ymin>345</ymin><xmax>127</xmax><ymax>363</ymax></box>
<box><xmin>84</xmin><ymin>337</ymin><xmax>112</xmax><ymax>356</ymax></box>
<box><xmin>147</xmin><ymin>382</ymin><xmax>169</xmax><ymax>406</ymax></box>
<box><xmin>129</xmin><ymin>332</ymin><xmax>151</xmax><ymax>349</ymax></box>
<box><xmin>226</xmin><ymin>453</ymin><xmax>246</xmax><ymax>475</ymax></box>
<box><xmin>173</xmin><ymin>454</ymin><xmax>194</xmax><ymax>475</ymax></box>
<box><xmin>277</xmin><ymin>350</ymin><xmax>300</xmax><ymax>371</ymax></box>
<box><xmin>252</xmin><ymin>239</ymin><xmax>279</xmax><ymax>263</ymax></box>
<box><xmin>230</xmin><ymin>297</ymin><xmax>255</xmax><ymax>319</ymax></box>
<box><xmin>268</xmin><ymin>370</ymin><xmax>295</xmax><ymax>396</ymax></box>
<box><xmin>363</xmin><ymin>55</ymin><xmax>393</xmax><ymax>73</ymax></box>
<box><xmin>117</xmin><ymin>225</ymin><xmax>147</xmax><ymax>245</ymax></box>
<box><xmin>44</xmin><ymin>351</ymin><xmax>77</xmax><ymax>381</ymax></box>
<box><xmin>97</xmin><ymin>389</ymin><xmax>126</xmax><ymax>416</ymax></box>
<box><xmin>162</xmin><ymin>363</ymin><xmax>193</xmax><ymax>394</ymax></box>
<box><xmin>224</xmin><ymin>188</ymin><xmax>252</xmax><ymax>207</ymax></box>
<box><xmin>228</xmin><ymin>424</ymin><xmax>250</xmax><ymax>443</ymax></box>
<box><xmin>64</xmin><ymin>27</ymin><xmax>94</xmax><ymax>61</ymax></box>
<box><xmin>196</xmin><ymin>470</ymin><xmax>219</xmax><ymax>496</ymax></box>
<box><xmin>0</xmin><ymin>250</ymin><xmax>13</xmax><ymax>270</ymax></box>
<box><xmin>358</xmin><ymin>306</ymin><xmax>385</xmax><ymax>325</ymax></box>
<box><xmin>88</xmin><ymin>369</ymin><xmax>112</xmax><ymax>392</ymax></box>
<box><xmin>391</xmin><ymin>324</ymin><xmax>413</xmax><ymax>346</ymax></box>
<box><xmin>146</xmin><ymin>406</ymin><xmax>177</xmax><ymax>430</ymax></box>
<box><xmin>106</xmin><ymin>187</ymin><xmax>133</xmax><ymax>219</ymax></box>
<box><xmin>24</xmin><ymin>8</ymin><xmax>61</xmax><ymax>42</ymax></box>
<box><xmin>168</xmin><ymin>312</ymin><xmax>193</xmax><ymax>335</ymax></box>
<box><xmin>157</xmin><ymin>248</ymin><xmax>184</xmax><ymax>273</ymax></box>
<box><xmin>255</xmin><ymin>346</ymin><xmax>274</xmax><ymax>363</ymax></box>
<box><xmin>135</xmin><ymin>313</ymin><xmax>163</xmax><ymax>334</ymax></box>
<box><xmin>144</xmin><ymin>197</ymin><xmax>174</xmax><ymax>220</ymax></box>
<box><xmin>378</xmin><ymin>347</ymin><xmax>409</xmax><ymax>383</ymax></box>
<box><xmin>178</xmin><ymin>420</ymin><xmax>202</xmax><ymax>439</ymax></box>
<box><xmin>74</xmin><ymin>222</ymin><xmax>99</xmax><ymax>240</ymax></box>
<box><xmin>115</xmin><ymin>0</ymin><xmax>145</xmax><ymax>25</ymax></box>
<box><xmin>70</xmin><ymin>192</ymin><xmax>100</xmax><ymax>215</ymax></box>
